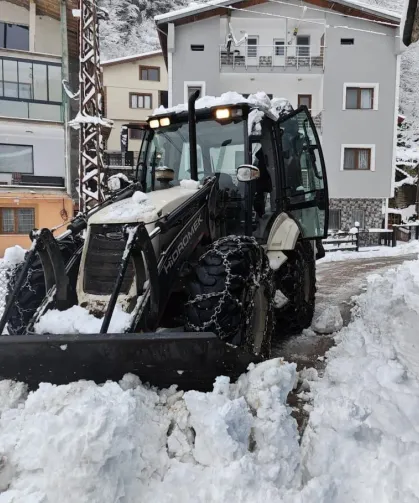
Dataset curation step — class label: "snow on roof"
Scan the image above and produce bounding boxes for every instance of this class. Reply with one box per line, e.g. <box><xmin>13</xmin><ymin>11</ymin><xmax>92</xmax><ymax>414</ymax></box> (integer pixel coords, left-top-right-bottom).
<box><xmin>153</xmin><ymin>91</ymin><xmax>291</xmax><ymax>116</ymax></box>
<box><xmin>102</xmin><ymin>50</ymin><xmax>163</xmax><ymax>66</ymax></box>
<box><xmin>152</xmin><ymin>91</ymin><xmax>250</xmax><ymax>115</ymax></box>
<box><xmin>155</xmin><ymin>0</ymin><xmax>400</xmax><ymax>24</ymax></box>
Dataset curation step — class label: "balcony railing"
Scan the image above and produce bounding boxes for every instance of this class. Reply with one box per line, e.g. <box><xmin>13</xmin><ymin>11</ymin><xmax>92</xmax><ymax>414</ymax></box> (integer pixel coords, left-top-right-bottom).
<box><xmin>220</xmin><ymin>45</ymin><xmax>325</xmax><ymax>70</ymax></box>
<box><xmin>0</xmin><ymin>55</ymin><xmax>63</xmax><ymax>121</ymax></box>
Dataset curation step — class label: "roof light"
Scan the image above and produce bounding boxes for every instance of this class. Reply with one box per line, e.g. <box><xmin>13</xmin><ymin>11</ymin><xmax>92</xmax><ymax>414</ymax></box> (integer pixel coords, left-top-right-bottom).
<box><xmin>149</xmin><ymin>119</ymin><xmax>160</xmax><ymax>128</ymax></box>
<box><xmin>160</xmin><ymin>117</ymin><xmax>171</xmax><ymax>127</ymax></box>
<box><xmin>215</xmin><ymin>108</ymin><xmax>230</xmax><ymax>120</ymax></box>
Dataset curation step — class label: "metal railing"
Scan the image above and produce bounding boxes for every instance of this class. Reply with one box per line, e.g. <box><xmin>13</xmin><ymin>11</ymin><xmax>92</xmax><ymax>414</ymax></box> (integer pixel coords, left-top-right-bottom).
<box><xmin>220</xmin><ymin>45</ymin><xmax>325</xmax><ymax>70</ymax></box>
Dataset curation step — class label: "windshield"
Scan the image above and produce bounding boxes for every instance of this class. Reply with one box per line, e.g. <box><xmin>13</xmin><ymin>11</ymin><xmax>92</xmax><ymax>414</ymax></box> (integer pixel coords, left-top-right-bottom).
<box><xmin>143</xmin><ymin>119</ymin><xmax>246</xmax><ymax>191</ymax></box>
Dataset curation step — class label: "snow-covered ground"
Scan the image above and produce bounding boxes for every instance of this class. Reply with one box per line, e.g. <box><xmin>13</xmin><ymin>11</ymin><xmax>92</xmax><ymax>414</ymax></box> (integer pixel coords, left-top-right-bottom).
<box><xmin>0</xmin><ymin>255</ymin><xmax>418</xmax><ymax>501</ymax></box>
<box><xmin>319</xmin><ymin>239</ymin><xmax>419</xmax><ymax>263</ymax></box>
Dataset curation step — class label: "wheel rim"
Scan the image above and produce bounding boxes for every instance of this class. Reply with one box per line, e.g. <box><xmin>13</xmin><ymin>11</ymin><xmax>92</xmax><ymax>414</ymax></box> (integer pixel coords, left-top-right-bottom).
<box><xmin>250</xmin><ymin>286</ymin><xmax>268</xmax><ymax>354</ymax></box>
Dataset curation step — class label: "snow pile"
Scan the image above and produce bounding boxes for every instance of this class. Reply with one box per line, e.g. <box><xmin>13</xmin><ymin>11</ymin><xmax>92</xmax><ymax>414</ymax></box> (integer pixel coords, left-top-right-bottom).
<box><xmin>153</xmin><ymin>91</ymin><xmax>248</xmax><ymax>115</ymax></box>
<box><xmin>68</xmin><ymin>112</ymin><xmax>113</xmax><ymax>130</ymax></box>
<box><xmin>300</xmin><ymin>259</ymin><xmax>419</xmax><ymax>501</ymax></box>
<box><xmin>2</xmin><ymin>246</ymin><xmax>26</xmax><ymax>266</ymax></box>
<box><xmin>179</xmin><ymin>179</ymin><xmax>201</xmax><ymax>190</ymax></box>
<box><xmin>319</xmin><ymin>239</ymin><xmax>419</xmax><ymax>263</ymax></box>
<box><xmin>94</xmin><ymin>191</ymin><xmax>158</xmax><ymax>223</ymax></box>
<box><xmin>34</xmin><ymin>305</ymin><xmax>132</xmax><ymax>335</ymax></box>
<box><xmin>0</xmin><ymin>359</ymin><xmax>303</xmax><ymax>503</ymax></box>
<box><xmin>312</xmin><ymin>305</ymin><xmax>343</xmax><ymax>334</ymax></box>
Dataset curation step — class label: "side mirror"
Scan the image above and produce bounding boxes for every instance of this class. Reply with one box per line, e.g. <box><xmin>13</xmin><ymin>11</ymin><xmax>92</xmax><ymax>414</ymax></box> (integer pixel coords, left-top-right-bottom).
<box><xmin>236</xmin><ymin>164</ymin><xmax>260</xmax><ymax>182</ymax></box>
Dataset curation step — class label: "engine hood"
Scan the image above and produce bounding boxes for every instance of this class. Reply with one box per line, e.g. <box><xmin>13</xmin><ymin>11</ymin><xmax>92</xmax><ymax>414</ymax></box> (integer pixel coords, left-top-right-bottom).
<box><xmin>88</xmin><ymin>185</ymin><xmax>200</xmax><ymax>226</ymax></box>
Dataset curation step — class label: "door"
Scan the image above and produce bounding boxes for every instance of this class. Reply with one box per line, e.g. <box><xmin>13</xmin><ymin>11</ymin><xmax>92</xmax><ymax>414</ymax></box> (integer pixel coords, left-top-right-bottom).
<box><xmin>278</xmin><ymin>107</ymin><xmax>329</xmax><ymax>238</ymax></box>
<box><xmin>273</xmin><ymin>39</ymin><xmax>285</xmax><ymax>66</ymax></box>
<box><xmin>296</xmin><ymin>35</ymin><xmax>310</xmax><ymax>58</ymax></box>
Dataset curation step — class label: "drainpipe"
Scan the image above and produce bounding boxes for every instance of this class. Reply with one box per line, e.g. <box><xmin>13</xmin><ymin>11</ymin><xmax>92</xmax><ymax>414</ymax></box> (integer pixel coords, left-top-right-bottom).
<box><xmin>29</xmin><ymin>0</ymin><xmax>36</xmax><ymax>52</ymax></box>
<box><xmin>60</xmin><ymin>0</ymin><xmax>72</xmax><ymax>197</ymax></box>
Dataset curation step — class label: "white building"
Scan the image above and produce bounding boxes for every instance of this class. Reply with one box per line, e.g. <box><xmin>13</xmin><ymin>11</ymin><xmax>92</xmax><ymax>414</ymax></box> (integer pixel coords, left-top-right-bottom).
<box><xmin>155</xmin><ymin>0</ymin><xmax>402</xmax><ymax>231</ymax></box>
<box><xmin>0</xmin><ymin>0</ymin><xmax>77</xmax><ymax>255</ymax></box>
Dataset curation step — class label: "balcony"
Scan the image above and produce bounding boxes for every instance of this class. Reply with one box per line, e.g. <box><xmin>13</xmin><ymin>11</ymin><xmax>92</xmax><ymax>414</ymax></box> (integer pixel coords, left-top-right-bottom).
<box><xmin>220</xmin><ymin>44</ymin><xmax>324</xmax><ymax>72</ymax></box>
<box><xmin>0</xmin><ymin>54</ymin><xmax>63</xmax><ymax>122</ymax></box>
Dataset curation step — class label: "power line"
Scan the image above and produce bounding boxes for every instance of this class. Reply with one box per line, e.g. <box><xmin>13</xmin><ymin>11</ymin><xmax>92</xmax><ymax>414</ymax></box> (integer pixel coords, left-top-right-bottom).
<box><xmin>227</xmin><ymin>5</ymin><xmax>392</xmax><ymax>37</ymax></box>
<box><xmin>267</xmin><ymin>0</ymin><xmax>399</xmax><ymax>28</ymax></box>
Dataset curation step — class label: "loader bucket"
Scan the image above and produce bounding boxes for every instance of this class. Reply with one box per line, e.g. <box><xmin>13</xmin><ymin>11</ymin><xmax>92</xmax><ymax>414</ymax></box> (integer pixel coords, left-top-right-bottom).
<box><xmin>0</xmin><ymin>332</ymin><xmax>262</xmax><ymax>391</ymax></box>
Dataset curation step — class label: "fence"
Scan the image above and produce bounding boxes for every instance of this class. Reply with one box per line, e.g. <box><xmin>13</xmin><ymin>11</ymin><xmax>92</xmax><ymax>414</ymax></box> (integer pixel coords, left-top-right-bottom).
<box><xmin>324</xmin><ymin>228</ymin><xmax>396</xmax><ymax>253</ymax></box>
<box><xmin>392</xmin><ymin>223</ymin><xmax>419</xmax><ymax>242</ymax></box>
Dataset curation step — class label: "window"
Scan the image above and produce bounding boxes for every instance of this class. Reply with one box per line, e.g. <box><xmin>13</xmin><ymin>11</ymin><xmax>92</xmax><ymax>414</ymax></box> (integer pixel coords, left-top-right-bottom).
<box><xmin>247</xmin><ymin>37</ymin><xmax>258</xmax><ymax>57</ymax></box>
<box><xmin>191</xmin><ymin>45</ymin><xmax>204</xmax><ymax>51</ymax></box>
<box><xmin>0</xmin><ymin>56</ymin><xmax>62</xmax><ymax>120</ymax></box>
<box><xmin>343</xmin><ymin>147</ymin><xmax>372</xmax><ymax>170</ymax></box>
<box><xmin>129</xmin><ymin>128</ymin><xmax>144</xmax><ymax>140</ymax></box>
<box><xmin>297</xmin><ymin>36</ymin><xmax>310</xmax><ymax>57</ymax></box>
<box><xmin>184</xmin><ymin>81</ymin><xmax>206</xmax><ymax>102</ymax></box>
<box><xmin>274</xmin><ymin>39</ymin><xmax>285</xmax><ymax>56</ymax></box>
<box><xmin>0</xmin><ymin>144</ymin><xmax>33</xmax><ymax>174</ymax></box>
<box><xmin>0</xmin><ymin>22</ymin><xmax>29</xmax><ymax>51</ymax></box>
<box><xmin>341</xmin><ymin>38</ymin><xmax>354</xmax><ymax>45</ymax></box>
<box><xmin>0</xmin><ymin>208</ymin><xmax>35</xmax><ymax>234</ymax></box>
<box><xmin>187</xmin><ymin>86</ymin><xmax>201</xmax><ymax>98</ymax></box>
<box><xmin>139</xmin><ymin>66</ymin><xmax>160</xmax><ymax>82</ymax></box>
<box><xmin>329</xmin><ymin>209</ymin><xmax>341</xmax><ymax>230</ymax></box>
<box><xmin>343</xmin><ymin>83</ymin><xmax>378</xmax><ymax>110</ymax></box>
<box><xmin>351</xmin><ymin>209</ymin><xmax>365</xmax><ymax>229</ymax></box>
<box><xmin>159</xmin><ymin>90</ymin><xmax>168</xmax><ymax>108</ymax></box>
<box><xmin>129</xmin><ymin>93</ymin><xmax>152</xmax><ymax>109</ymax></box>
<box><xmin>298</xmin><ymin>94</ymin><xmax>312</xmax><ymax>110</ymax></box>
<box><xmin>346</xmin><ymin>87</ymin><xmax>374</xmax><ymax>110</ymax></box>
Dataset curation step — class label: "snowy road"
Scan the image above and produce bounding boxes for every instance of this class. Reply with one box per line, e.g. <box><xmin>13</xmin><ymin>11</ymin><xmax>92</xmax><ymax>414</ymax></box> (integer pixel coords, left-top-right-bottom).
<box><xmin>274</xmin><ymin>252</ymin><xmax>419</xmax><ymax>433</ymax></box>
<box><xmin>274</xmin><ymin>252</ymin><xmax>419</xmax><ymax>370</ymax></box>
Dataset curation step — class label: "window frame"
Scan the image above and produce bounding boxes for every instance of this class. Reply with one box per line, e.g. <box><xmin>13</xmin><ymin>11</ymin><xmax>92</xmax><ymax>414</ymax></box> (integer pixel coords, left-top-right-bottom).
<box><xmin>0</xmin><ymin>143</ymin><xmax>34</xmax><ymax>174</ymax></box>
<box><xmin>351</xmin><ymin>209</ymin><xmax>365</xmax><ymax>229</ymax></box>
<box><xmin>0</xmin><ymin>207</ymin><xmax>35</xmax><ymax>234</ymax></box>
<box><xmin>329</xmin><ymin>209</ymin><xmax>341</xmax><ymax>230</ymax></box>
<box><xmin>0</xmin><ymin>55</ymin><xmax>62</xmax><ymax>106</ymax></box>
<box><xmin>343</xmin><ymin>83</ymin><xmax>379</xmax><ymax>110</ymax></box>
<box><xmin>0</xmin><ymin>22</ymin><xmax>29</xmax><ymax>51</ymax></box>
<box><xmin>139</xmin><ymin>65</ymin><xmax>160</xmax><ymax>82</ymax></box>
<box><xmin>129</xmin><ymin>92</ymin><xmax>152</xmax><ymax>109</ymax></box>
<box><xmin>183</xmin><ymin>81</ymin><xmax>206</xmax><ymax>103</ymax></box>
<box><xmin>341</xmin><ymin>144</ymin><xmax>376</xmax><ymax>171</ymax></box>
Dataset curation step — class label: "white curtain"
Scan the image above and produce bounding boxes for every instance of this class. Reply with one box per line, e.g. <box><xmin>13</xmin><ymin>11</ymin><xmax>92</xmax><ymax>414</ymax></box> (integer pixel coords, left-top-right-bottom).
<box><xmin>358</xmin><ymin>149</ymin><xmax>369</xmax><ymax>170</ymax></box>
<box><xmin>360</xmin><ymin>89</ymin><xmax>372</xmax><ymax>109</ymax></box>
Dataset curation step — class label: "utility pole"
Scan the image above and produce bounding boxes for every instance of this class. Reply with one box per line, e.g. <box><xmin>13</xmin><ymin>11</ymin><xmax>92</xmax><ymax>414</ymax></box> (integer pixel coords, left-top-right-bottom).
<box><xmin>74</xmin><ymin>0</ymin><xmax>111</xmax><ymax>213</ymax></box>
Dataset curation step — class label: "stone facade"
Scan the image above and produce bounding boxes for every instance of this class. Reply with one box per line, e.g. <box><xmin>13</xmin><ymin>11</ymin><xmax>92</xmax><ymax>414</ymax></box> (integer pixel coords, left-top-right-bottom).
<box><xmin>329</xmin><ymin>198</ymin><xmax>384</xmax><ymax>231</ymax></box>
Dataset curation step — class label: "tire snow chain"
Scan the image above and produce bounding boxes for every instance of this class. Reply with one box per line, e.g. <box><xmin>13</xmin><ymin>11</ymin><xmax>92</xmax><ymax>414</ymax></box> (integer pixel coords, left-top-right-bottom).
<box><xmin>186</xmin><ymin>235</ymin><xmax>270</xmax><ymax>340</ymax></box>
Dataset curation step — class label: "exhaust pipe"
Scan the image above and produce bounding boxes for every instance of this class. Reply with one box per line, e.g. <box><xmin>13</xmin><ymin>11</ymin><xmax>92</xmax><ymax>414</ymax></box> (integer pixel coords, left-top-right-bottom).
<box><xmin>188</xmin><ymin>89</ymin><xmax>200</xmax><ymax>181</ymax></box>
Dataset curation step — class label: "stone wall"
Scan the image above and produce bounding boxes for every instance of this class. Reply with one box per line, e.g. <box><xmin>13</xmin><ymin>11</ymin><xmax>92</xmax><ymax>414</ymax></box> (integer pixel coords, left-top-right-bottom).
<box><xmin>329</xmin><ymin>198</ymin><xmax>384</xmax><ymax>231</ymax></box>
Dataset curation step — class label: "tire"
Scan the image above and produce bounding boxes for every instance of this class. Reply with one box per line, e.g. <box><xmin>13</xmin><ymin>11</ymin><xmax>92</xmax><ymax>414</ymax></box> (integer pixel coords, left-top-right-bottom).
<box><xmin>274</xmin><ymin>239</ymin><xmax>316</xmax><ymax>335</ymax></box>
<box><xmin>185</xmin><ymin>236</ymin><xmax>274</xmax><ymax>357</ymax></box>
<box><xmin>5</xmin><ymin>237</ymin><xmax>82</xmax><ymax>335</ymax></box>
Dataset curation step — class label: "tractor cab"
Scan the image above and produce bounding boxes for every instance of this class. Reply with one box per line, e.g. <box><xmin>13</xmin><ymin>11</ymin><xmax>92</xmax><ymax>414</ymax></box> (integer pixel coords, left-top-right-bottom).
<box><xmin>137</xmin><ymin>97</ymin><xmax>328</xmax><ymax>240</ymax></box>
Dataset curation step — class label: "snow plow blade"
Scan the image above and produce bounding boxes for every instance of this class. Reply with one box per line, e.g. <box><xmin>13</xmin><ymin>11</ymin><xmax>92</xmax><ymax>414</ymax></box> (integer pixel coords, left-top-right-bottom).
<box><xmin>0</xmin><ymin>332</ymin><xmax>262</xmax><ymax>391</ymax></box>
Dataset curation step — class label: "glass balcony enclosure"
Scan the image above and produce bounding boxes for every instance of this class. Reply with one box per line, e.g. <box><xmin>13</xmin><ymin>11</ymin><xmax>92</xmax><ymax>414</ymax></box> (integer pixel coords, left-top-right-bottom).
<box><xmin>0</xmin><ymin>54</ymin><xmax>62</xmax><ymax>122</ymax></box>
